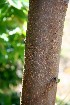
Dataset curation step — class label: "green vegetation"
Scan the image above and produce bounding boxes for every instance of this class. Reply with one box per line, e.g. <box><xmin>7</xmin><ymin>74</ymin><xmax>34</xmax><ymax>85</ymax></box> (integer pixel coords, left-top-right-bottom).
<box><xmin>0</xmin><ymin>0</ymin><xmax>70</xmax><ymax>105</ymax></box>
<box><xmin>0</xmin><ymin>0</ymin><xmax>28</xmax><ymax>104</ymax></box>
<box><xmin>56</xmin><ymin>95</ymin><xmax>70</xmax><ymax>105</ymax></box>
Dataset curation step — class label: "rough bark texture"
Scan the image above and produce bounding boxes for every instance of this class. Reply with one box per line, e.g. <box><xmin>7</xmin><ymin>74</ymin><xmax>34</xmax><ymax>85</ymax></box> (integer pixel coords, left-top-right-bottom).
<box><xmin>21</xmin><ymin>0</ymin><xmax>69</xmax><ymax>105</ymax></box>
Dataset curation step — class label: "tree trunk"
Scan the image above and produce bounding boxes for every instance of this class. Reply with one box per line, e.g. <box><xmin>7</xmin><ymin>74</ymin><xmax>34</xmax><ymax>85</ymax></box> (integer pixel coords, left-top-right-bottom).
<box><xmin>21</xmin><ymin>0</ymin><xmax>69</xmax><ymax>105</ymax></box>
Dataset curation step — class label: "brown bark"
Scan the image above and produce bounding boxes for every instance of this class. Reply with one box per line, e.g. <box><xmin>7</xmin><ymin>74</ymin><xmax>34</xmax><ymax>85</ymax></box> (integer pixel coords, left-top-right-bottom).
<box><xmin>21</xmin><ymin>0</ymin><xmax>69</xmax><ymax>105</ymax></box>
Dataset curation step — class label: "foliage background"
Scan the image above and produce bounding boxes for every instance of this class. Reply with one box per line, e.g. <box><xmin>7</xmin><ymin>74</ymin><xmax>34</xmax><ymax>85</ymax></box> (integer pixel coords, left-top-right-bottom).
<box><xmin>0</xmin><ymin>0</ymin><xmax>28</xmax><ymax>104</ymax></box>
<box><xmin>0</xmin><ymin>0</ymin><xmax>70</xmax><ymax>105</ymax></box>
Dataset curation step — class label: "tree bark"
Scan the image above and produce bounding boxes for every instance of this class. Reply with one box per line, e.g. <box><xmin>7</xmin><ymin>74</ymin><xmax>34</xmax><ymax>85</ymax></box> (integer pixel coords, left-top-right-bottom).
<box><xmin>21</xmin><ymin>0</ymin><xmax>69</xmax><ymax>105</ymax></box>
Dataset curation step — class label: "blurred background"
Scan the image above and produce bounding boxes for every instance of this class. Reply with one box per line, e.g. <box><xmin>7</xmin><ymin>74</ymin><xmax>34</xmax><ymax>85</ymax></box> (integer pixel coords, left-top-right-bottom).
<box><xmin>56</xmin><ymin>2</ymin><xmax>70</xmax><ymax>105</ymax></box>
<box><xmin>0</xmin><ymin>0</ymin><xmax>70</xmax><ymax>105</ymax></box>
